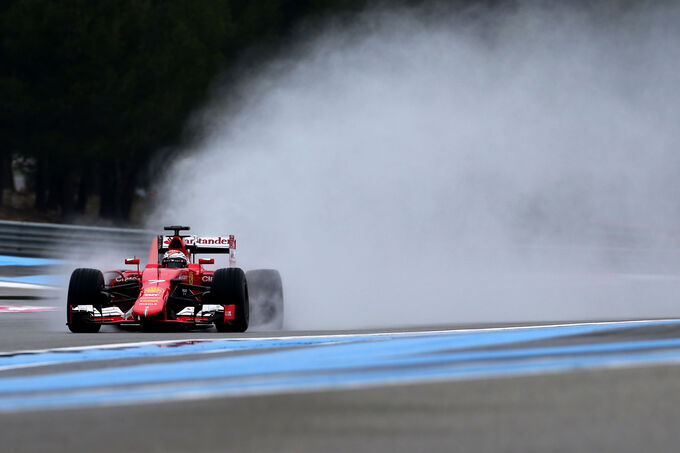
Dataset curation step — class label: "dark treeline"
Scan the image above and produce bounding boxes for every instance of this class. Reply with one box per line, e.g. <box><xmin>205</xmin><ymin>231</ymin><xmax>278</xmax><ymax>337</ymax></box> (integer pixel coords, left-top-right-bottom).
<box><xmin>0</xmin><ymin>0</ymin><xmax>632</xmax><ymax>223</ymax></box>
<box><xmin>0</xmin><ymin>0</ymin><xmax>375</xmax><ymax>222</ymax></box>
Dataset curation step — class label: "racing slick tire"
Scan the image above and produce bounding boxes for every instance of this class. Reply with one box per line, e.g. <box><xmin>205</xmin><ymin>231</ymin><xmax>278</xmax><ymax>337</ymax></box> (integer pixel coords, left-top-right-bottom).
<box><xmin>246</xmin><ymin>269</ymin><xmax>284</xmax><ymax>329</ymax></box>
<box><xmin>66</xmin><ymin>268</ymin><xmax>104</xmax><ymax>333</ymax></box>
<box><xmin>211</xmin><ymin>268</ymin><xmax>249</xmax><ymax>332</ymax></box>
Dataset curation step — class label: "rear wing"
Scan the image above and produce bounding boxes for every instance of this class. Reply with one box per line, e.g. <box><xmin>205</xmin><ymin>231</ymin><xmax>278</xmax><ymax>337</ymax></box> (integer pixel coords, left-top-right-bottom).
<box><xmin>158</xmin><ymin>234</ymin><xmax>236</xmax><ymax>266</ymax></box>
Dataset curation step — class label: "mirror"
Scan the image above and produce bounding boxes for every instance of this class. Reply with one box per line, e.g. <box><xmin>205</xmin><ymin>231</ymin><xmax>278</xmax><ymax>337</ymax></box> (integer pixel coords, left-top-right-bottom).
<box><xmin>125</xmin><ymin>258</ymin><xmax>140</xmax><ymax>265</ymax></box>
<box><xmin>199</xmin><ymin>258</ymin><xmax>214</xmax><ymax>265</ymax></box>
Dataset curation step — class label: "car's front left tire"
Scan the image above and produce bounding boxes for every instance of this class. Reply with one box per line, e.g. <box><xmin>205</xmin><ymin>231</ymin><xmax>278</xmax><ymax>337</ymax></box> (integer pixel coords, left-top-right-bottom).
<box><xmin>211</xmin><ymin>267</ymin><xmax>249</xmax><ymax>333</ymax></box>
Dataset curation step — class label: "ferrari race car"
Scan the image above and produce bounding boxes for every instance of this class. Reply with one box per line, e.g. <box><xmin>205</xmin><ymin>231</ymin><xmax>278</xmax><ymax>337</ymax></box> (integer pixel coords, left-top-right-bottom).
<box><xmin>66</xmin><ymin>226</ymin><xmax>283</xmax><ymax>333</ymax></box>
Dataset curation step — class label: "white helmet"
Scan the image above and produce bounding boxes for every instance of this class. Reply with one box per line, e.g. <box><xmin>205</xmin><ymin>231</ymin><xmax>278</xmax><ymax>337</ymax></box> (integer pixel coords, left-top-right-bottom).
<box><xmin>162</xmin><ymin>250</ymin><xmax>188</xmax><ymax>268</ymax></box>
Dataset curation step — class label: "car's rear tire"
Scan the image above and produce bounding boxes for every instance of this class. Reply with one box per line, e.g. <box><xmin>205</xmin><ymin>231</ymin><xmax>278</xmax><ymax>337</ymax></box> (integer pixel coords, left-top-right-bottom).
<box><xmin>246</xmin><ymin>269</ymin><xmax>284</xmax><ymax>329</ymax></box>
<box><xmin>211</xmin><ymin>268</ymin><xmax>249</xmax><ymax>332</ymax></box>
<box><xmin>66</xmin><ymin>268</ymin><xmax>104</xmax><ymax>333</ymax></box>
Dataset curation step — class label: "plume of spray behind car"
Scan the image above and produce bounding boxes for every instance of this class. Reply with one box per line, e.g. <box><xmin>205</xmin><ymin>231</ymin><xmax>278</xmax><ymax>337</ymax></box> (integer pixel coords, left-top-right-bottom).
<box><xmin>149</xmin><ymin>2</ymin><xmax>680</xmax><ymax>329</ymax></box>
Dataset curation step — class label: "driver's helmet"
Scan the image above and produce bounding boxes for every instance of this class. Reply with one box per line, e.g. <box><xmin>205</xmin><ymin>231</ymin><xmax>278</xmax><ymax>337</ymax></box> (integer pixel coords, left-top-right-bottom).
<box><xmin>162</xmin><ymin>250</ymin><xmax>188</xmax><ymax>268</ymax></box>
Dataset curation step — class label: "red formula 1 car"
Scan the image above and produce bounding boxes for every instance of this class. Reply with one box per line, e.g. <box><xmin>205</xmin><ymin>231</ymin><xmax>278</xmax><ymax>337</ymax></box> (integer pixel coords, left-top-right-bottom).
<box><xmin>66</xmin><ymin>225</ymin><xmax>283</xmax><ymax>333</ymax></box>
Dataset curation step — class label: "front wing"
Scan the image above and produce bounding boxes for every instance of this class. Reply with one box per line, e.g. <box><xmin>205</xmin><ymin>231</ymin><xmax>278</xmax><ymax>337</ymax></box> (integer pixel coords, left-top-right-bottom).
<box><xmin>69</xmin><ymin>282</ymin><xmax>235</xmax><ymax>326</ymax></box>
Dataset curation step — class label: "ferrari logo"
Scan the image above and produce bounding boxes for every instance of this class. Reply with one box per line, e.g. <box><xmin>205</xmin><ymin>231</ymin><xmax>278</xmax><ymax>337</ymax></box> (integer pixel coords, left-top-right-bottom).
<box><xmin>189</xmin><ymin>273</ymin><xmax>193</xmax><ymax>285</ymax></box>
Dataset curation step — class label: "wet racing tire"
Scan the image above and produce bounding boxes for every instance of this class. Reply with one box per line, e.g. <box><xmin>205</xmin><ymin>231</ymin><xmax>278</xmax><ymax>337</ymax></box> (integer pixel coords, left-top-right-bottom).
<box><xmin>66</xmin><ymin>268</ymin><xmax>104</xmax><ymax>333</ymax></box>
<box><xmin>212</xmin><ymin>267</ymin><xmax>249</xmax><ymax>332</ymax></box>
<box><xmin>246</xmin><ymin>269</ymin><xmax>284</xmax><ymax>329</ymax></box>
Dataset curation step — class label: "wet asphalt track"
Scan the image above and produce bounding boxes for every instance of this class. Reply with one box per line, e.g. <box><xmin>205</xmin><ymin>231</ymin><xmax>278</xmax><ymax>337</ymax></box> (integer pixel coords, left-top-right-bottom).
<box><xmin>3</xmin><ymin>308</ymin><xmax>680</xmax><ymax>452</ymax></box>
<box><xmin>3</xmin><ymin>260</ymin><xmax>680</xmax><ymax>452</ymax></box>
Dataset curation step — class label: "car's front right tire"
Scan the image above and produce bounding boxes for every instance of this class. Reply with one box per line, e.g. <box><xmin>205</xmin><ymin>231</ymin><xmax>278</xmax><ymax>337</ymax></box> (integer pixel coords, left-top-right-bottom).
<box><xmin>66</xmin><ymin>268</ymin><xmax>104</xmax><ymax>333</ymax></box>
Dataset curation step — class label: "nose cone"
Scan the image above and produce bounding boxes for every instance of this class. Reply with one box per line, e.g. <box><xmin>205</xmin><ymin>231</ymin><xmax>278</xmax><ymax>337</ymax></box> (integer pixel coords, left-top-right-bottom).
<box><xmin>133</xmin><ymin>287</ymin><xmax>167</xmax><ymax>318</ymax></box>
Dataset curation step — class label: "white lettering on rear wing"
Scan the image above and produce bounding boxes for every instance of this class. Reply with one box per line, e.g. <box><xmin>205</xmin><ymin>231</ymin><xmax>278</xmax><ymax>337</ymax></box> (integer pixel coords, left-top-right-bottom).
<box><xmin>160</xmin><ymin>235</ymin><xmax>196</xmax><ymax>247</ymax></box>
<box><xmin>160</xmin><ymin>236</ymin><xmax>233</xmax><ymax>247</ymax></box>
<box><xmin>195</xmin><ymin>236</ymin><xmax>231</xmax><ymax>247</ymax></box>
<box><xmin>159</xmin><ymin>235</ymin><xmax>236</xmax><ymax>255</ymax></box>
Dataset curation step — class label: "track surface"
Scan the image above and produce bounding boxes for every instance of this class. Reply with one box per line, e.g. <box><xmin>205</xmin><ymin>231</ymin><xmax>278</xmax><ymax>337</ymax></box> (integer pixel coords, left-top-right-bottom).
<box><xmin>4</xmin><ymin>364</ymin><xmax>680</xmax><ymax>453</ymax></box>
<box><xmin>3</xmin><ymin>311</ymin><xmax>680</xmax><ymax>451</ymax></box>
<box><xmin>3</xmin><ymin>259</ymin><xmax>680</xmax><ymax>452</ymax></box>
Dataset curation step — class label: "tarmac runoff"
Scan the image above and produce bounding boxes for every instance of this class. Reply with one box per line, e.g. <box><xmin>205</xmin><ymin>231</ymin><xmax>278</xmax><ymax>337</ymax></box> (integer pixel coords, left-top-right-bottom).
<box><xmin>2</xmin><ymin>320</ymin><xmax>680</xmax><ymax>452</ymax></box>
<box><xmin>0</xmin><ymin>254</ymin><xmax>61</xmax><ymax>302</ymax></box>
<box><xmin>1</xmin><ymin>319</ymin><xmax>680</xmax><ymax>412</ymax></box>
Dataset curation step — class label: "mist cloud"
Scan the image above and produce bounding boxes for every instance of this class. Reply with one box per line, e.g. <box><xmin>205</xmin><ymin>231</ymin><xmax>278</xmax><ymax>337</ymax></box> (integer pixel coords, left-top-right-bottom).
<box><xmin>150</xmin><ymin>3</ymin><xmax>680</xmax><ymax>329</ymax></box>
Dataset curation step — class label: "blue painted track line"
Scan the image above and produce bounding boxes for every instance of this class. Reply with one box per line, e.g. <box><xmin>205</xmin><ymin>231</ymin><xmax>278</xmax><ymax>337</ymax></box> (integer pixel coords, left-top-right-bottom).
<box><xmin>0</xmin><ymin>254</ymin><xmax>62</xmax><ymax>287</ymax></box>
<box><xmin>0</xmin><ymin>275</ymin><xmax>61</xmax><ymax>286</ymax></box>
<box><xmin>0</xmin><ymin>255</ymin><xmax>62</xmax><ymax>267</ymax></box>
<box><xmin>2</xmin><ymin>320</ymin><xmax>674</xmax><ymax>370</ymax></box>
<box><xmin>3</xmin><ymin>325</ymin><xmax>680</xmax><ymax>394</ymax></box>
<box><xmin>4</xmin><ymin>345</ymin><xmax>680</xmax><ymax>413</ymax></box>
<box><xmin>0</xmin><ymin>336</ymin><xmax>374</xmax><ymax>370</ymax></box>
<box><xmin>2</xmin><ymin>320</ymin><xmax>680</xmax><ymax>412</ymax></box>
